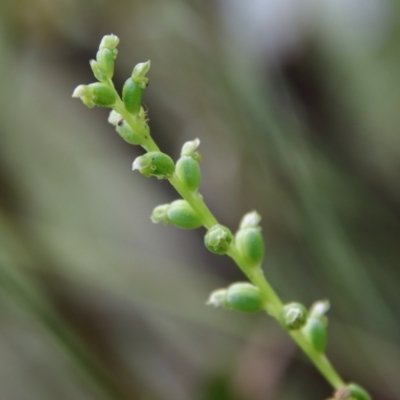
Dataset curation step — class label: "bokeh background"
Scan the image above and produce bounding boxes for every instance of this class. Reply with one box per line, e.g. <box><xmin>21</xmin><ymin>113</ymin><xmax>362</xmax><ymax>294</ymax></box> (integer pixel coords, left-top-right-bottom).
<box><xmin>0</xmin><ymin>0</ymin><xmax>399</xmax><ymax>399</ymax></box>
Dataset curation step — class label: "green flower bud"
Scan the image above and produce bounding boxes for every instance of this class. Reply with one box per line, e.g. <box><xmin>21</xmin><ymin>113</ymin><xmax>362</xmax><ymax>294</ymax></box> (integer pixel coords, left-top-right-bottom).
<box><xmin>303</xmin><ymin>317</ymin><xmax>327</xmax><ymax>353</ymax></box>
<box><xmin>150</xmin><ymin>200</ymin><xmax>202</xmax><ymax>229</ymax></box>
<box><xmin>166</xmin><ymin>200</ymin><xmax>202</xmax><ymax>229</ymax></box>
<box><xmin>90</xmin><ymin>60</ymin><xmax>107</xmax><ymax>82</ymax></box>
<box><xmin>206</xmin><ymin>283</ymin><xmax>265</xmax><ymax>313</ymax></box>
<box><xmin>204</xmin><ymin>224</ymin><xmax>234</xmax><ymax>255</ymax></box>
<box><xmin>225</xmin><ymin>282</ymin><xmax>265</xmax><ymax>313</ymax></box>
<box><xmin>99</xmin><ymin>34</ymin><xmax>119</xmax><ymax>52</ymax></box>
<box><xmin>175</xmin><ymin>156</ymin><xmax>201</xmax><ymax>192</ymax></box>
<box><xmin>279</xmin><ymin>302</ymin><xmax>308</xmax><ymax>330</ymax></box>
<box><xmin>334</xmin><ymin>383</ymin><xmax>371</xmax><ymax>400</ymax></box>
<box><xmin>235</xmin><ymin>211</ymin><xmax>264</xmax><ymax>269</ymax></box>
<box><xmin>132</xmin><ymin>151</ymin><xmax>175</xmax><ymax>179</ymax></box>
<box><xmin>72</xmin><ymin>83</ymin><xmax>117</xmax><ymax>108</ymax></box>
<box><xmin>131</xmin><ymin>60</ymin><xmax>151</xmax><ymax>88</ymax></box>
<box><xmin>95</xmin><ymin>48</ymin><xmax>115</xmax><ymax>80</ymax></box>
<box><xmin>122</xmin><ymin>78</ymin><xmax>143</xmax><ymax>115</ymax></box>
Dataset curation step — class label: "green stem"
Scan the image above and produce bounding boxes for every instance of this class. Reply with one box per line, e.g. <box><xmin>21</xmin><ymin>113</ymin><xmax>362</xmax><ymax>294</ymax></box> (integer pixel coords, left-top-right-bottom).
<box><xmin>119</xmin><ymin>101</ymin><xmax>345</xmax><ymax>392</ymax></box>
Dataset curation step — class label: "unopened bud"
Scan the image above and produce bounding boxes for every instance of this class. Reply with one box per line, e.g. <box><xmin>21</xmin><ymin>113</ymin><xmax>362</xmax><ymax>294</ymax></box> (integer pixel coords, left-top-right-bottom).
<box><xmin>280</xmin><ymin>302</ymin><xmax>308</xmax><ymax>330</ymax></box>
<box><xmin>302</xmin><ymin>317</ymin><xmax>327</xmax><ymax>353</ymax></box>
<box><xmin>72</xmin><ymin>83</ymin><xmax>117</xmax><ymax>108</ymax></box>
<box><xmin>206</xmin><ymin>282</ymin><xmax>264</xmax><ymax>313</ymax></box>
<box><xmin>123</xmin><ymin>78</ymin><xmax>143</xmax><ymax>115</ymax></box>
<box><xmin>204</xmin><ymin>224</ymin><xmax>234</xmax><ymax>255</ymax></box>
<box><xmin>175</xmin><ymin>156</ymin><xmax>201</xmax><ymax>192</ymax></box>
<box><xmin>99</xmin><ymin>34</ymin><xmax>119</xmax><ymax>53</ymax></box>
<box><xmin>151</xmin><ymin>200</ymin><xmax>202</xmax><ymax>229</ymax></box>
<box><xmin>95</xmin><ymin>48</ymin><xmax>115</xmax><ymax>80</ymax></box>
<box><xmin>132</xmin><ymin>151</ymin><xmax>174</xmax><ymax>179</ymax></box>
<box><xmin>235</xmin><ymin>211</ymin><xmax>264</xmax><ymax>269</ymax></box>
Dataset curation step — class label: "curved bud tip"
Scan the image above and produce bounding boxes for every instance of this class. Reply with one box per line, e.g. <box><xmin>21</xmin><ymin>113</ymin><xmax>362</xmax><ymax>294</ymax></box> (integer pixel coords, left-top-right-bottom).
<box><xmin>99</xmin><ymin>34</ymin><xmax>119</xmax><ymax>51</ymax></box>
<box><xmin>72</xmin><ymin>84</ymin><xmax>96</xmax><ymax>108</ymax></box>
<box><xmin>206</xmin><ymin>289</ymin><xmax>227</xmax><ymax>308</ymax></box>
<box><xmin>280</xmin><ymin>302</ymin><xmax>308</xmax><ymax>330</ymax></box>
<box><xmin>240</xmin><ymin>211</ymin><xmax>261</xmax><ymax>229</ymax></box>
<box><xmin>310</xmin><ymin>300</ymin><xmax>330</xmax><ymax>318</ymax></box>
<box><xmin>132</xmin><ymin>155</ymin><xmax>150</xmax><ymax>173</ymax></box>
<box><xmin>150</xmin><ymin>204</ymin><xmax>170</xmax><ymax>224</ymax></box>
<box><xmin>181</xmin><ymin>138</ymin><xmax>201</xmax><ymax>157</ymax></box>
<box><xmin>132</xmin><ymin>60</ymin><xmax>151</xmax><ymax>87</ymax></box>
<box><xmin>72</xmin><ymin>84</ymin><xmax>88</xmax><ymax>98</ymax></box>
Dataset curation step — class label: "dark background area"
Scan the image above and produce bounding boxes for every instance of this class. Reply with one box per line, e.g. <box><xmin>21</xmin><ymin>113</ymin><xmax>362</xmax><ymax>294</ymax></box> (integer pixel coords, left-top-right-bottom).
<box><xmin>0</xmin><ymin>1</ymin><xmax>399</xmax><ymax>399</ymax></box>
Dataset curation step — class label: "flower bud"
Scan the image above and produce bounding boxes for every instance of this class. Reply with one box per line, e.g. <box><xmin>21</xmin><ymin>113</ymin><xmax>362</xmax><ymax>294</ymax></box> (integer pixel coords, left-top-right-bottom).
<box><xmin>150</xmin><ymin>200</ymin><xmax>202</xmax><ymax>229</ymax></box>
<box><xmin>204</xmin><ymin>224</ymin><xmax>234</xmax><ymax>255</ymax></box>
<box><xmin>99</xmin><ymin>34</ymin><xmax>119</xmax><ymax>52</ymax></box>
<box><xmin>90</xmin><ymin>60</ymin><xmax>107</xmax><ymax>82</ymax></box>
<box><xmin>334</xmin><ymin>383</ymin><xmax>371</xmax><ymax>400</ymax></box>
<box><xmin>132</xmin><ymin>151</ymin><xmax>175</xmax><ymax>179</ymax></box>
<box><xmin>131</xmin><ymin>60</ymin><xmax>151</xmax><ymax>87</ymax></box>
<box><xmin>175</xmin><ymin>156</ymin><xmax>201</xmax><ymax>191</ymax></box>
<box><xmin>122</xmin><ymin>78</ymin><xmax>143</xmax><ymax>115</ymax></box>
<box><xmin>302</xmin><ymin>317</ymin><xmax>327</xmax><ymax>353</ymax></box>
<box><xmin>95</xmin><ymin>48</ymin><xmax>115</xmax><ymax>80</ymax></box>
<box><xmin>279</xmin><ymin>302</ymin><xmax>308</xmax><ymax>330</ymax></box>
<box><xmin>235</xmin><ymin>211</ymin><xmax>264</xmax><ymax>269</ymax></box>
<box><xmin>206</xmin><ymin>283</ymin><xmax>265</xmax><ymax>313</ymax></box>
<box><xmin>72</xmin><ymin>83</ymin><xmax>117</xmax><ymax>108</ymax></box>
<box><xmin>226</xmin><ymin>283</ymin><xmax>265</xmax><ymax>313</ymax></box>
<box><xmin>166</xmin><ymin>200</ymin><xmax>202</xmax><ymax>229</ymax></box>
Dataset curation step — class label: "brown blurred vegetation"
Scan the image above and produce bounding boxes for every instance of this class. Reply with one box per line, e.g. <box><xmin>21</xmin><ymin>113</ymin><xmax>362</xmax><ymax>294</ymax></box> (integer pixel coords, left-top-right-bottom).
<box><xmin>0</xmin><ymin>1</ymin><xmax>400</xmax><ymax>399</ymax></box>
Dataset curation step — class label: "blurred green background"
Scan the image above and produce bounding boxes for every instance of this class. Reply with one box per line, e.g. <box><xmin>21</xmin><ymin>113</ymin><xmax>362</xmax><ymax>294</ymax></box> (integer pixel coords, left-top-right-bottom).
<box><xmin>0</xmin><ymin>1</ymin><xmax>399</xmax><ymax>399</ymax></box>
